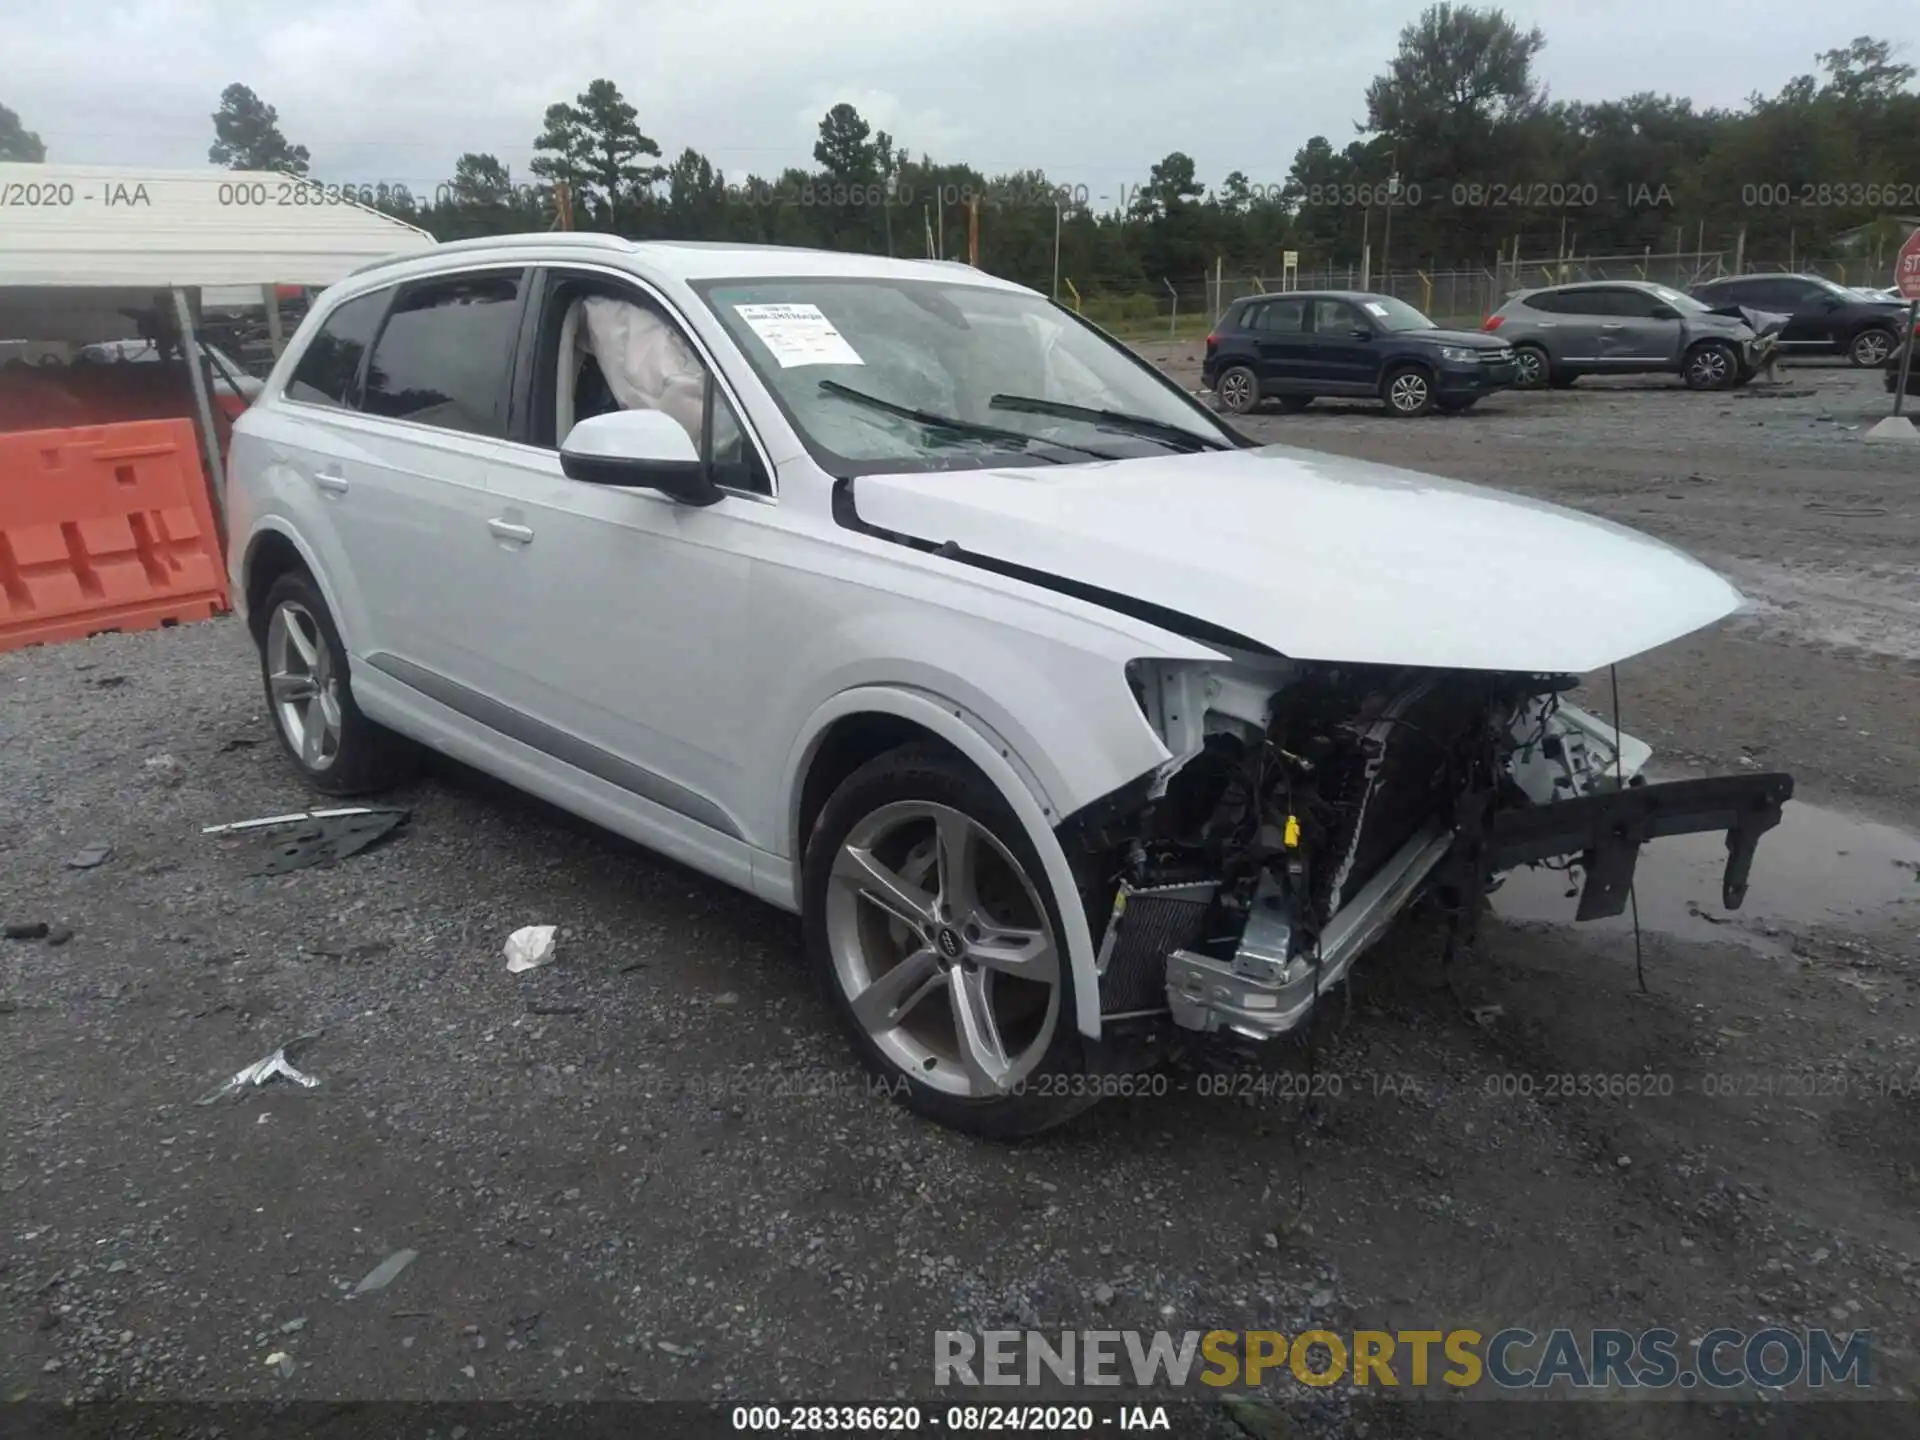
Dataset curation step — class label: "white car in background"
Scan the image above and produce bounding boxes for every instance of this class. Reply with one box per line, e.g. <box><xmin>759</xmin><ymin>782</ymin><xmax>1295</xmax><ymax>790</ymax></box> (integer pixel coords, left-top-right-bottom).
<box><xmin>224</xmin><ymin>235</ymin><xmax>1793</xmax><ymax>1135</ymax></box>
<box><xmin>78</xmin><ymin>337</ymin><xmax>263</xmax><ymax>414</ymax></box>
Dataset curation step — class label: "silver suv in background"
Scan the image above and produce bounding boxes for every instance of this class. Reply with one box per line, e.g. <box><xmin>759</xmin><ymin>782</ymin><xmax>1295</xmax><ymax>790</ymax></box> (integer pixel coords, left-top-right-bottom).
<box><xmin>1483</xmin><ymin>280</ymin><xmax>1780</xmax><ymax>391</ymax></box>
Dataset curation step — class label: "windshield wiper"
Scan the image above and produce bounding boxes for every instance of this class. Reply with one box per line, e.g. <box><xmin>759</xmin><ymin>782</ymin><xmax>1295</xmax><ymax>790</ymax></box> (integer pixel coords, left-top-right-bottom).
<box><xmin>987</xmin><ymin>394</ymin><xmax>1230</xmax><ymax>452</ymax></box>
<box><xmin>818</xmin><ymin>381</ymin><xmax>1115</xmax><ymax>461</ymax></box>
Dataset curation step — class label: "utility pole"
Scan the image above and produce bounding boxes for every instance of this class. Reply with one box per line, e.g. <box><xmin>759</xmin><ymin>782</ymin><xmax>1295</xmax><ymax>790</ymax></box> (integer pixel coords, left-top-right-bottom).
<box><xmin>1052</xmin><ymin>203</ymin><xmax>1063</xmax><ymax>300</ymax></box>
<box><xmin>967</xmin><ymin>194</ymin><xmax>979</xmax><ymax>267</ymax></box>
<box><xmin>1380</xmin><ymin>151</ymin><xmax>1398</xmax><ymax>283</ymax></box>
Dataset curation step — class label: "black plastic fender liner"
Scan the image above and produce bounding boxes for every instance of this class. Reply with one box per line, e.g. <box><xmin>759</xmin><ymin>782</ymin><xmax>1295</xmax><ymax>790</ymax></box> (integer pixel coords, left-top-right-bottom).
<box><xmin>1455</xmin><ymin>771</ymin><xmax>1795</xmax><ymax>923</ymax></box>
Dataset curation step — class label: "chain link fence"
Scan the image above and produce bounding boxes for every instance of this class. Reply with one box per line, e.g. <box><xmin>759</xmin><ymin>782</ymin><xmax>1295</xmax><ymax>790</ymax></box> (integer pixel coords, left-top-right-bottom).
<box><xmin>1076</xmin><ymin>249</ymin><xmax>1903</xmax><ymax>340</ymax></box>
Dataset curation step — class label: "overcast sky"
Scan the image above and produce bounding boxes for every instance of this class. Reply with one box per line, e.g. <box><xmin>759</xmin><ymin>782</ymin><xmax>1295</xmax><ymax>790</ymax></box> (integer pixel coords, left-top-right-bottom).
<box><xmin>7</xmin><ymin>0</ymin><xmax>1916</xmax><ymax>202</ymax></box>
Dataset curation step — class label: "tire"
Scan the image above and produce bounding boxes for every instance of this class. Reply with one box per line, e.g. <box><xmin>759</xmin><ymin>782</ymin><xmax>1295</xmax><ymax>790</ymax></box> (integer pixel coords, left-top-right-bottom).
<box><xmin>1437</xmin><ymin>396</ymin><xmax>1479</xmax><ymax>413</ymax></box>
<box><xmin>802</xmin><ymin>742</ymin><xmax>1095</xmax><ymax>1138</ymax></box>
<box><xmin>1213</xmin><ymin>364</ymin><xmax>1259</xmax><ymax>414</ymax></box>
<box><xmin>1382</xmin><ymin>364</ymin><xmax>1436</xmax><ymax>417</ymax></box>
<box><xmin>1274</xmin><ymin>394</ymin><xmax>1313</xmax><ymax>413</ymax></box>
<box><xmin>1682</xmin><ymin>341</ymin><xmax>1737</xmax><ymax>391</ymax></box>
<box><xmin>256</xmin><ymin>571</ymin><xmax>419</xmax><ymax>796</ymax></box>
<box><xmin>1511</xmin><ymin>344</ymin><xmax>1549</xmax><ymax>390</ymax></box>
<box><xmin>1848</xmin><ymin>327</ymin><xmax>1896</xmax><ymax>368</ymax></box>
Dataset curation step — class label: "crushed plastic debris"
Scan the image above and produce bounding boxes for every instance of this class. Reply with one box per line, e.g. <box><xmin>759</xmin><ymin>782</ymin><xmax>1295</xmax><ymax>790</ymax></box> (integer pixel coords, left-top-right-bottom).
<box><xmin>143</xmin><ymin>753</ymin><xmax>186</xmax><ymax>786</ymax></box>
<box><xmin>1469</xmin><ymin>1004</ymin><xmax>1504</xmax><ymax>1027</ymax></box>
<box><xmin>202</xmin><ymin>807</ymin><xmax>384</xmax><ymax>836</ymax></box>
<box><xmin>505</xmin><ymin>925</ymin><xmax>557</xmax><ymax>974</ymax></box>
<box><xmin>195</xmin><ymin>1034</ymin><xmax>322</xmax><ymax>1105</ymax></box>
<box><xmin>203</xmin><ymin>808</ymin><xmax>410</xmax><ymax>875</ymax></box>
<box><xmin>65</xmin><ymin>843</ymin><xmax>112</xmax><ymax>870</ymax></box>
<box><xmin>350</xmin><ymin>1248</ymin><xmax>418</xmax><ymax>1296</ymax></box>
<box><xmin>264</xmin><ymin>1351</ymin><xmax>295</xmax><ymax>1377</ymax></box>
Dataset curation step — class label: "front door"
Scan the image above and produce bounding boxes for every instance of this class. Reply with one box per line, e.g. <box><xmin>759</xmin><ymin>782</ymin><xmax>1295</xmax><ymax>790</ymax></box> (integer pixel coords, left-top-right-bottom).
<box><xmin>1305</xmin><ymin>297</ymin><xmax>1379</xmax><ymax>394</ymax></box>
<box><xmin>472</xmin><ymin>269</ymin><xmax>778</xmax><ymax>844</ymax></box>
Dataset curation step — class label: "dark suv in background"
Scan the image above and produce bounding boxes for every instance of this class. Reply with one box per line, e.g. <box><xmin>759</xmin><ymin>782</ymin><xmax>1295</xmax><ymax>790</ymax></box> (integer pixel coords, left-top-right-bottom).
<box><xmin>1689</xmin><ymin>272</ymin><xmax>1908</xmax><ymax>367</ymax></box>
<box><xmin>1203</xmin><ymin>291</ymin><xmax>1517</xmax><ymax>417</ymax></box>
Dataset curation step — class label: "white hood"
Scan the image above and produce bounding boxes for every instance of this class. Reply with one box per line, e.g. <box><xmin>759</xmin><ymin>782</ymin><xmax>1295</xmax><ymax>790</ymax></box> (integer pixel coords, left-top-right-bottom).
<box><xmin>854</xmin><ymin>444</ymin><xmax>1742</xmax><ymax>673</ymax></box>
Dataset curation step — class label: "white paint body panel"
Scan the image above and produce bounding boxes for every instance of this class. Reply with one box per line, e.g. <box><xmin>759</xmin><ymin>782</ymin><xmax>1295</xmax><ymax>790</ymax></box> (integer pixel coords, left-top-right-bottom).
<box><xmin>855</xmin><ymin>443</ymin><xmax>1743</xmax><ymax>675</ymax></box>
<box><xmin>227</xmin><ymin>235</ymin><xmax>1747</xmax><ymax>1043</ymax></box>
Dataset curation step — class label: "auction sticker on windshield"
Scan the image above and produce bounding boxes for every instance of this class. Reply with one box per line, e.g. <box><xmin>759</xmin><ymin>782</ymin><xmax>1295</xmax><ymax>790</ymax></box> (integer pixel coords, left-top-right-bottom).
<box><xmin>733</xmin><ymin>303</ymin><xmax>865</xmax><ymax>368</ymax></box>
<box><xmin>1364</xmin><ymin>302</ymin><xmax>1390</xmax><ymax>318</ymax></box>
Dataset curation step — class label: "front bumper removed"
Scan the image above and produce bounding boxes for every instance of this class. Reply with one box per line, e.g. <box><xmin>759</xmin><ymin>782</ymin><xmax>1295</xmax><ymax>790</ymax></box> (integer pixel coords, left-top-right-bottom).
<box><xmin>1159</xmin><ymin>771</ymin><xmax>1793</xmax><ymax>1041</ymax></box>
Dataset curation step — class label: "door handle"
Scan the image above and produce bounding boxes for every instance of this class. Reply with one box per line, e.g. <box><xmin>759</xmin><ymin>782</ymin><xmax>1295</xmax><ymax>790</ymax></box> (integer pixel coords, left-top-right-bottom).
<box><xmin>1599</xmin><ymin>323</ymin><xmax>1623</xmax><ymax>330</ymax></box>
<box><xmin>488</xmin><ymin>518</ymin><xmax>535</xmax><ymax>544</ymax></box>
<box><xmin>313</xmin><ymin>468</ymin><xmax>349</xmax><ymax>494</ymax></box>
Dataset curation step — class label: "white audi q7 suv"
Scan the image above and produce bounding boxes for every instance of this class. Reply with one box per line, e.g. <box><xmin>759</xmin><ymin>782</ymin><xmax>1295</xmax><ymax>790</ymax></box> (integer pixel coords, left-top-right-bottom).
<box><xmin>226</xmin><ymin>234</ymin><xmax>1792</xmax><ymax>1135</ymax></box>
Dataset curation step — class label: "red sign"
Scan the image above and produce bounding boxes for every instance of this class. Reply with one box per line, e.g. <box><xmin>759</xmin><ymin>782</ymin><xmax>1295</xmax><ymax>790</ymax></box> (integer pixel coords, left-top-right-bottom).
<box><xmin>1898</xmin><ymin>228</ymin><xmax>1920</xmax><ymax>301</ymax></box>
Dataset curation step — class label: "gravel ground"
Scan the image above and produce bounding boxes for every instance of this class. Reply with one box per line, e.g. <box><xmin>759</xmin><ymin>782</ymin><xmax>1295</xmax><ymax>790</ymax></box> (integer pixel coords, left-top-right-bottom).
<box><xmin>5</xmin><ymin>356</ymin><xmax>1920</xmax><ymax>1437</ymax></box>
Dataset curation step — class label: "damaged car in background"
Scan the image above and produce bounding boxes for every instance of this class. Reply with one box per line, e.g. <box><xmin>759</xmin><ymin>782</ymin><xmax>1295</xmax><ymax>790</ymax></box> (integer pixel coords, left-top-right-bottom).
<box><xmin>226</xmin><ymin>236</ymin><xmax>1793</xmax><ymax>1138</ymax></box>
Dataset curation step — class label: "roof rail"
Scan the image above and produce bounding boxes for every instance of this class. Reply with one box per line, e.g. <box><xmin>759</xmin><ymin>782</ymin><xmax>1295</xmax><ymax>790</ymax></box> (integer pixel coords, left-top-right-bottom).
<box><xmin>348</xmin><ymin>231</ymin><xmax>633</xmax><ymax>277</ymax></box>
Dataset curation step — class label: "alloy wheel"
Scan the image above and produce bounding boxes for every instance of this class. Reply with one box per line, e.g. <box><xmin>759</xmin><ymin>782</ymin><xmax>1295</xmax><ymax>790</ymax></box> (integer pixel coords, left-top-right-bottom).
<box><xmin>1513</xmin><ymin>348</ymin><xmax>1545</xmax><ymax>388</ymax></box>
<box><xmin>1851</xmin><ymin>330</ymin><xmax>1893</xmax><ymax>367</ymax></box>
<box><xmin>1687</xmin><ymin>348</ymin><xmax>1731</xmax><ymax>387</ymax></box>
<box><xmin>1389</xmin><ymin>372</ymin><xmax>1430</xmax><ymax>413</ymax></box>
<box><xmin>1216</xmin><ymin>369</ymin><xmax>1254</xmax><ymax>413</ymax></box>
<box><xmin>824</xmin><ymin>800</ymin><xmax>1060</xmax><ymax>1098</ymax></box>
<box><xmin>266</xmin><ymin>601</ymin><xmax>343</xmax><ymax>771</ymax></box>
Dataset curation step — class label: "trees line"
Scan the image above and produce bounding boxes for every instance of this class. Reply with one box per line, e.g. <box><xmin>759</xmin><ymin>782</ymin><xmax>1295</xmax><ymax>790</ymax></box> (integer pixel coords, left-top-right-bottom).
<box><xmin>6</xmin><ymin>6</ymin><xmax>1917</xmax><ymax>303</ymax></box>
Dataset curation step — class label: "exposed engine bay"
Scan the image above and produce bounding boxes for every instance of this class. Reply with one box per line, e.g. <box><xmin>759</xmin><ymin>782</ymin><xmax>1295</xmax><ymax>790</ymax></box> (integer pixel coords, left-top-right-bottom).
<box><xmin>1060</xmin><ymin>654</ymin><xmax>1794</xmax><ymax>1042</ymax></box>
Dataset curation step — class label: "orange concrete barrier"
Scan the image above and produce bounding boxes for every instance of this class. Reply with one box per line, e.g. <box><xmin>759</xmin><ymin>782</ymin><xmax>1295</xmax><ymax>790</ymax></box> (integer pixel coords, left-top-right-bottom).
<box><xmin>0</xmin><ymin>419</ymin><xmax>229</xmax><ymax>653</ymax></box>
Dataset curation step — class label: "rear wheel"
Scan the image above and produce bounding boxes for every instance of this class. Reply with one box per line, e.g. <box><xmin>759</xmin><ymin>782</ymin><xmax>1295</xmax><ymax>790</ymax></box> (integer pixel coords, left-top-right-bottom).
<box><xmin>1682</xmin><ymin>341</ymin><xmax>1737</xmax><ymax>391</ymax></box>
<box><xmin>1213</xmin><ymin>365</ymin><xmax>1259</xmax><ymax>414</ymax></box>
<box><xmin>1849</xmin><ymin>327</ymin><xmax>1896</xmax><ymax>368</ymax></box>
<box><xmin>257</xmin><ymin>572</ymin><xmax>418</xmax><ymax>796</ymax></box>
<box><xmin>803</xmin><ymin>743</ymin><xmax>1094</xmax><ymax>1138</ymax></box>
<box><xmin>1511</xmin><ymin>344</ymin><xmax>1549</xmax><ymax>390</ymax></box>
<box><xmin>1383</xmin><ymin>365</ymin><xmax>1436</xmax><ymax>417</ymax></box>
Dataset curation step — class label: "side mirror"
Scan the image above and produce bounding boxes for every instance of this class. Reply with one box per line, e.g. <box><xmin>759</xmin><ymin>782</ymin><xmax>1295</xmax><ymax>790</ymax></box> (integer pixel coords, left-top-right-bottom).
<box><xmin>559</xmin><ymin>409</ymin><xmax>722</xmax><ymax>507</ymax></box>
<box><xmin>1822</xmin><ymin>297</ymin><xmax>1843</xmax><ymax>311</ymax></box>
<box><xmin>1649</xmin><ymin>305</ymin><xmax>1678</xmax><ymax>321</ymax></box>
<box><xmin>1350</xmin><ymin>327</ymin><xmax>1373</xmax><ymax>340</ymax></box>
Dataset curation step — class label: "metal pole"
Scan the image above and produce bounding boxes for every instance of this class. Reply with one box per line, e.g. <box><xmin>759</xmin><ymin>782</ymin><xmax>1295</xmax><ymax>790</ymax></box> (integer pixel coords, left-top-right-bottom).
<box><xmin>172</xmin><ymin>286</ymin><xmax>228</xmax><ymax>549</ymax></box>
<box><xmin>1163</xmin><ymin>277</ymin><xmax>1178</xmax><ymax>338</ymax></box>
<box><xmin>1895</xmin><ymin>299</ymin><xmax>1918</xmax><ymax>419</ymax></box>
<box><xmin>262</xmin><ymin>284</ymin><xmax>286</xmax><ymax>358</ymax></box>
<box><xmin>1052</xmin><ymin>203</ymin><xmax>1062</xmax><ymax>299</ymax></box>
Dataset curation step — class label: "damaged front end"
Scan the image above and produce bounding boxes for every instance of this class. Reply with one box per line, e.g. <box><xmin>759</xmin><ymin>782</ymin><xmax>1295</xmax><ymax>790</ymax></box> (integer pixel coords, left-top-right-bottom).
<box><xmin>1060</xmin><ymin>655</ymin><xmax>1792</xmax><ymax>1043</ymax></box>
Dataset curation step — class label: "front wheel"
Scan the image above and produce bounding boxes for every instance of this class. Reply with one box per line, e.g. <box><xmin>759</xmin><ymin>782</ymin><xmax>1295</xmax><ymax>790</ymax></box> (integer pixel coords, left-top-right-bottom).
<box><xmin>1511</xmin><ymin>344</ymin><xmax>1549</xmax><ymax>390</ymax></box>
<box><xmin>802</xmin><ymin>743</ymin><xmax>1094</xmax><ymax>1138</ymax></box>
<box><xmin>1683</xmin><ymin>341</ymin><xmax>1737</xmax><ymax>391</ymax></box>
<box><xmin>1849</xmin><ymin>327</ymin><xmax>1896</xmax><ymax>368</ymax></box>
<box><xmin>1383</xmin><ymin>365</ymin><xmax>1436</xmax><ymax>417</ymax></box>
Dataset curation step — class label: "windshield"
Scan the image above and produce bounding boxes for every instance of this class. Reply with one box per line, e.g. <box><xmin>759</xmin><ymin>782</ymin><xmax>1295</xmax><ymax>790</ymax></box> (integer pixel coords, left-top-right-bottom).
<box><xmin>692</xmin><ymin>276</ymin><xmax>1233</xmax><ymax>475</ymax></box>
<box><xmin>1364</xmin><ymin>296</ymin><xmax>1439</xmax><ymax>332</ymax></box>
<box><xmin>1650</xmin><ymin>285</ymin><xmax>1707</xmax><ymax>313</ymax></box>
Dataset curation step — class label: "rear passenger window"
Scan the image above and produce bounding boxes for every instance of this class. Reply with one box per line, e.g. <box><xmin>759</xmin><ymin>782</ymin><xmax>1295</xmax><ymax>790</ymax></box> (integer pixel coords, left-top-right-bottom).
<box><xmin>286</xmin><ymin>291</ymin><xmax>387</xmax><ymax>409</ymax></box>
<box><xmin>1254</xmin><ymin>299</ymin><xmax>1305</xmax><ymax>333</ymax></box>
<box><xmin>361</xmin><ymin>272</ymin><xmax>525</xmax><ymax>438</ymax></box>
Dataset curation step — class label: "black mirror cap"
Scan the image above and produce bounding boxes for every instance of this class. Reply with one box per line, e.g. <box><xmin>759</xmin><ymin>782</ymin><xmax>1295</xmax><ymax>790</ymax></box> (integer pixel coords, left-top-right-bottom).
<box><xmin>560</xmin><ymin>450</ymin><xmax>725</xmax><ymax>507</ymax></box>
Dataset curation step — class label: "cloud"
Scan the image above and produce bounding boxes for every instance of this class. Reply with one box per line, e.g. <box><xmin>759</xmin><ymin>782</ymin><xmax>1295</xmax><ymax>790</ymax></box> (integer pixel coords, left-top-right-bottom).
<box><xmin>5</xmin><ymin>0</ymin><xmax>1910</xmax><ymax>197</ymax></box>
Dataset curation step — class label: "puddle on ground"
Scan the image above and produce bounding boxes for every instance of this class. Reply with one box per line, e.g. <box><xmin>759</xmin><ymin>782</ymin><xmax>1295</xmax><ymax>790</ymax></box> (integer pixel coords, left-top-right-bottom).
<box><xmin>1495</xmin><ymin>795</ymin><xmax>1920</xmax><ymax>951</ymax></box>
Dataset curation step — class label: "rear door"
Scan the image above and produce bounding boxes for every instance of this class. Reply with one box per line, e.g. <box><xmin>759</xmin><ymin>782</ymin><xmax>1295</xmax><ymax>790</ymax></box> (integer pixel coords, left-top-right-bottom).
<box><xmin>1304</xmin><ymin>297</ymin><xmax>1378</xmax><ymax>394</ymax></box>
<box><xmin>325</xmin><ymin>268</ymin><xmax>528</xmax><ymax>692</ymax></box>
<box><xmin>1739</xmin><ymin>277</ymin><xmax>1831</xmax><ymax>348</ymax></box>
<box><xmin>1538</xmin><ymin>288</ymin><xmax>1611</xmax><ymax>364</ymax></box>
<box><xmin>1248</xmin><ymin>296</ymin><xmax>1312</xmax><ymax>391</ymax></box>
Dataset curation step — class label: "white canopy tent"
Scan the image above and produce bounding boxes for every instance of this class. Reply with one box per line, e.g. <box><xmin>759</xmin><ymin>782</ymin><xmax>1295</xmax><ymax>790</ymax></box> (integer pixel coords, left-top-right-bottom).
<box><xmin>0</xmin><ymin>162</ymin><xmax>436</xmax><ymax>535</ymax></box>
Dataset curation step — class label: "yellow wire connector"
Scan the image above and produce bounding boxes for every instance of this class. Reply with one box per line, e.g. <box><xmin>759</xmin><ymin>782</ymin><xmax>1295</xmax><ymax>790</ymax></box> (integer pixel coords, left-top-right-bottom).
<box><xmin>1283</xmin><ymin>814</ymin><xmax>1301</xmax><ymax>849</ymax></box>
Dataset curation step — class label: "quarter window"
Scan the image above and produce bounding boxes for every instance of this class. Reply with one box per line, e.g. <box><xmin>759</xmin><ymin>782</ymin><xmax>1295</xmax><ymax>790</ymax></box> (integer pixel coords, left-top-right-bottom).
<box><xmin>361</xmin><ymin>272</ymin><xmax>525</xmax><ymax>438</ymax></box>
<box><xmin>286</xmin><ymin>291</ymin><xmax>387</xmax><ymax>409</ymax></box>
<box><xmin>1253</xmin><ymin>299</ymin><xmax>1305</xmax><ymax>333</ymax></box>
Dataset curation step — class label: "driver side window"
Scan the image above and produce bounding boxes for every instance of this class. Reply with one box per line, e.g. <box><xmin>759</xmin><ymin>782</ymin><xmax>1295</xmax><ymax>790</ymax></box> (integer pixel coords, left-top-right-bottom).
<box><xmin>530</xmin><ymin>271</ymin><xmax>769</xmax><ymax>494</ymax></box>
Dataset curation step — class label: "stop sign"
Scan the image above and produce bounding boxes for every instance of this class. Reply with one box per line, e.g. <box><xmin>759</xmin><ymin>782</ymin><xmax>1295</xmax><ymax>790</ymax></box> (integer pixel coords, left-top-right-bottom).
<box><xmin>1898</xmin><ymin>228</ymin><xmax>1920</xmax><ymax>301</ymax></box>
